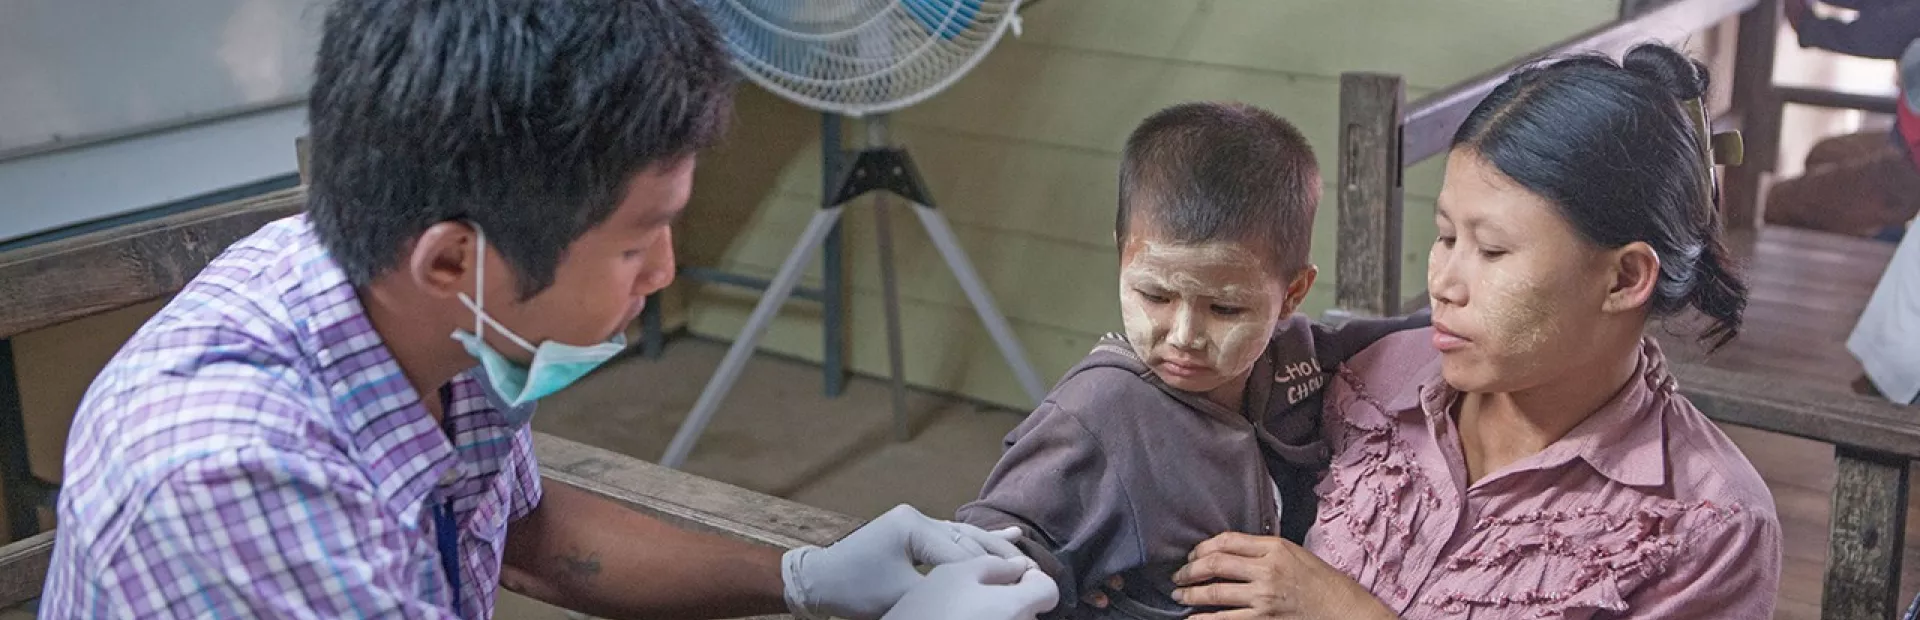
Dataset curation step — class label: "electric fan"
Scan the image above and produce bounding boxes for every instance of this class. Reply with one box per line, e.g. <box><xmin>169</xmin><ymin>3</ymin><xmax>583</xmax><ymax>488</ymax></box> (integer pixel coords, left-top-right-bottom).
<box><xmin>660</xmin><ymin>0</ymin><xmax>1043</xmax><ymax>469</ymax></box>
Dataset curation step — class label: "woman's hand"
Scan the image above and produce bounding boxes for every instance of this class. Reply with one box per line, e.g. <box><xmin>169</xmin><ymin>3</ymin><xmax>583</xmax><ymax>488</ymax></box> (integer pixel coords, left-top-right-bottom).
<box><xmin>1171</xmin><ymin>533</ymin><xmax>1396</xmax><ymax>620</ymax></box>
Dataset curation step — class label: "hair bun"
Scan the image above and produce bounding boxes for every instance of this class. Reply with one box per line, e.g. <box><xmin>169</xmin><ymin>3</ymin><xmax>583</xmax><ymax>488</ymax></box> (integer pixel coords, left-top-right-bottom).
<box><xmin>1623</xmin><ymin>43</ymin><xmax>1710</xmax><ymax>100</ymax></box>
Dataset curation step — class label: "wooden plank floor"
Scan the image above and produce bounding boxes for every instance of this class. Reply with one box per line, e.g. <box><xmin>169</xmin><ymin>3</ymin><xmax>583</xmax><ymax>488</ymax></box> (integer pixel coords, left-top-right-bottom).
<box><xmin>1655</xmin><ymin>225</ymin><xmax>1910</xmax><ymax>620</ymax></box>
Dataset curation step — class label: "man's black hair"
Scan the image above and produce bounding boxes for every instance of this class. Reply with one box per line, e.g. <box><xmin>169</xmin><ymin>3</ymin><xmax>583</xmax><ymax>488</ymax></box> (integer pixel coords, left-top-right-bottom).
<box><xmin>307</xmin><ymin>0</ymin><xmax>736</xmax><ymax>297</ymax></box>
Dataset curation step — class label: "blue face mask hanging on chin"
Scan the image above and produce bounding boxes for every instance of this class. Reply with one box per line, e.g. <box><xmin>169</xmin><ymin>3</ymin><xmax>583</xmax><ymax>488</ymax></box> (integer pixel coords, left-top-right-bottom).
<box><xmin>451</xmin><ymin>225</ymin><xmax>627</xmax><ymax>424</ymax></box>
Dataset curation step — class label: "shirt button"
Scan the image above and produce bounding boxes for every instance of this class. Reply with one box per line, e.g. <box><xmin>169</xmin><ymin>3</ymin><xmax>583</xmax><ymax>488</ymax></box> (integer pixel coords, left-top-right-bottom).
<box><xmin>439</xmin><ymin>468</ymin><xmax>461</xmax><ymax>486</ymax></box>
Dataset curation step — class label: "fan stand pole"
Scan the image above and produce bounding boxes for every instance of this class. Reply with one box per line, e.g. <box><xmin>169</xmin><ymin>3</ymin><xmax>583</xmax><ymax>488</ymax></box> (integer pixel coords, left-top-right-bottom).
<box><xmin>660</xmin><ymin>206</ymin><xmax>847</xmax><ymax>469</ymax></box>
<box><xmin>867</xmin><ymin>116</ymin><xmax>914</xmax><ymax>442</ymax></box>
<box><xmin>660</xmin><ymin>114</ymin><xmax>1047</xmax><ymax>469</ymax></box>
<box><xmin>863</xmin><ymin>114</ymin><xmax>1048</xmax><ymax>412</ymax></box>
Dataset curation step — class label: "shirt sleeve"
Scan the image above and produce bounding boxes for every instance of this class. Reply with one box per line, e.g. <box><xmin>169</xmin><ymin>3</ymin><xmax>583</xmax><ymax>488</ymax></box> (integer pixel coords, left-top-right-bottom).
<box><xmin>1616</xmin><ymin>508</ymin><xmax>1782</xmax><ymax>618</ymax></box>
<box><xmin>954</xmin><ymin>400</ymin><xmax>1142</xmax><ymax>617</ymax></box>
<box><xmin>102</xmin><ymin>446</ymin><xmax>458</xmax><ymax>619</ymax></box>
<box><xmin>507</xmin><ymin>423</ymin><xmax>545</xmax><ymax>522</ymax></box>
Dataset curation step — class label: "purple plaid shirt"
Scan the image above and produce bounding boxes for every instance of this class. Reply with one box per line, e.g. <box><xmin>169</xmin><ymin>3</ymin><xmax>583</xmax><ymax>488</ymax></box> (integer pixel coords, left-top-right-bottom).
<box><xmin>41</xmin><ymin>214</ymin><xmax>544</xmax><ymax>619</ymax></box>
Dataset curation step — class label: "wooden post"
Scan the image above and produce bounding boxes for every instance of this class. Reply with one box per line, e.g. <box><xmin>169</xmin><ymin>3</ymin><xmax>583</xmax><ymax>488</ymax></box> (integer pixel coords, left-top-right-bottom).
<box><xmin>1337</xmin><ymin>73</ymin><xmax>1405</xmax><ymax>318</ymax></box>
<box><xmin>1724</xmin><ymin>0</ymin><xmax>1780</xmax><ymax>231</ymax></box>
<box><xmin>0</xmin><ymin>340</ymin><xmax>34</xmax><ymax>543</ymax></box>
<box><xmin>1823</xmin><ymin>447</ymin><xmax>1909</xmax><ymax>620</ymax></box>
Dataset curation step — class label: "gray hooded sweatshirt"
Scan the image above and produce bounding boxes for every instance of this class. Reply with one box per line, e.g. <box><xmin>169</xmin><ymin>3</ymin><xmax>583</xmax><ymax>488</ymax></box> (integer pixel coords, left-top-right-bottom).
<box><xmin>957</xmin><ymin>311</ymin><xmax>1430</xmax><ymax>619</ymax></box>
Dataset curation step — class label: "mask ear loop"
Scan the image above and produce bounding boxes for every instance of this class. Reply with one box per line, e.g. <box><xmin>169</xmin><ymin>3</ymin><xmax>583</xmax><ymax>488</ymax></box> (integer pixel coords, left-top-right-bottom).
<box><xmin>472</xmin><ymin>225</ymin><xmax>488</xmax><ymax>341</ymax></box>
<box><xmin>462</xmin><ymin>224</ymin><xmax>540</xmax><ymax>354</ymax></box>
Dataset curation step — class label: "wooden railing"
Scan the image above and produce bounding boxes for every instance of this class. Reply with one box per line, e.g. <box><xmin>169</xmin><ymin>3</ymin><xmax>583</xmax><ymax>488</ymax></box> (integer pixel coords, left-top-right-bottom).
<box><xmin>1331</xmin><ymin>0</ymin><xmax>1920</xmax><ymax>618</ymax></box>
<box><xmin>0</xmin><ymin>532</ymin><xmax>50</xmax><ymax>610</ymax></box>
<box><xmin>0</xmin><ymin>170</ymin><xmax>856</xmax><ymax>618</ymax></box>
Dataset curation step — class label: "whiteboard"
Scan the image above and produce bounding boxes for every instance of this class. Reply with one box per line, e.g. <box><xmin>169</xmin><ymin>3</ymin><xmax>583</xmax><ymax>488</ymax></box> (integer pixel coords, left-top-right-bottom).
<box><xmin>0</xmin><ymin>104</ymin><xmax>308</xmax><ymax>245</ymax></box>
<box><xmin>0</xmin><ymin>0</ymin><xmax>329</xmax><ymax>160</ymax></box>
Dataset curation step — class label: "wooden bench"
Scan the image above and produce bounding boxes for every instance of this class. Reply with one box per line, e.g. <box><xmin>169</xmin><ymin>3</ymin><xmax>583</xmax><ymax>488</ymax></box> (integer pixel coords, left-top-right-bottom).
<box><xmin>1331</xmin><ymin>0</ymin><xmax>1920</xmax><ymax>618</ymax></box>
<box><xmin>0</xmin><ymin>174</ymin><xmax>858</xmax><ymax>618</ymax></box>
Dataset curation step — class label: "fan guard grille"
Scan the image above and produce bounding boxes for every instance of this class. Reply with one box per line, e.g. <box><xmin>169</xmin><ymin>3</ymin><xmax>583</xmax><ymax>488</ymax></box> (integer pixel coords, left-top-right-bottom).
<box><xmin>700</xmin><ymin>0</ymin><xmax>1023</xmax><ymax>117</ymax></box>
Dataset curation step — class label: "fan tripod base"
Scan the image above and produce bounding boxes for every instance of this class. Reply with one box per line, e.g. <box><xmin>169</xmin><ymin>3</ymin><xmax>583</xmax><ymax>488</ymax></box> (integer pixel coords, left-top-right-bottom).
<box><xmin>660</xmin><ymin>144</ymin><xmax>1047</xmax><ymax>470</ymax></box>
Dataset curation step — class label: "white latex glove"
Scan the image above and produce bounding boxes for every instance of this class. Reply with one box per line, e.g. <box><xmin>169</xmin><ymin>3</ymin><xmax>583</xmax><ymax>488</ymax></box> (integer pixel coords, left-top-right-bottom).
<box><xmin>782</xmin><ymin>504</ymin><xmax>1026</xmax><ymax>620</ymax></box>
<box><xmin>881</xmin><ymin>555</ymin><xmax>1059</xmax><ymax>620</ymax></box>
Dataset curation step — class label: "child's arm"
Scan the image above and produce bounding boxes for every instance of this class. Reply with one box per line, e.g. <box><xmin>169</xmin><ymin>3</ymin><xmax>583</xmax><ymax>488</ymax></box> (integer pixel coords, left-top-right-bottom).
<box><xmin>956</xmin><ymin>400</ymin><xmax>1143</xmax><ymax>619</ymax></box>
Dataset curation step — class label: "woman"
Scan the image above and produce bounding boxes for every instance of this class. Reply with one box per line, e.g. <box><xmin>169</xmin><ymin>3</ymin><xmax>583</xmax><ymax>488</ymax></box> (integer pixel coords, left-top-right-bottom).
<box><xmin>1168</xmin><ymin>43</ymin><xmax>1783</xmax><ymax>619</ymax></box>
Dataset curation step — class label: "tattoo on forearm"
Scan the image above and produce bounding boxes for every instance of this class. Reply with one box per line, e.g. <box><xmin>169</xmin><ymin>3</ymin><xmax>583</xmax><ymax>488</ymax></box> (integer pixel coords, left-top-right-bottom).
<box><xmin>558</xmin><ymin>547</ymin><xmax>603</xmax><ymax>582</ymax></box>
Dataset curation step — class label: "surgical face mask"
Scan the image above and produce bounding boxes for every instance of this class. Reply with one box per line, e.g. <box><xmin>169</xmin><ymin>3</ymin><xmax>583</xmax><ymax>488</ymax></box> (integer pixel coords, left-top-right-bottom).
<box><xmin>450</xmin><ymin>226</ymin><xmax>627</xmax><ymax>422</ymax></box>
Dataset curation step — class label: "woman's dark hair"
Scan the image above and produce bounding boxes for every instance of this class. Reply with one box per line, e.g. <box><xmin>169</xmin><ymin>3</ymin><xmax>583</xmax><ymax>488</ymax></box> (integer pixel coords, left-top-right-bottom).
<box><xmin>1451</xmin><ymin>42</ymin><xmax>1747</xmax><ymax>350</ymax></box>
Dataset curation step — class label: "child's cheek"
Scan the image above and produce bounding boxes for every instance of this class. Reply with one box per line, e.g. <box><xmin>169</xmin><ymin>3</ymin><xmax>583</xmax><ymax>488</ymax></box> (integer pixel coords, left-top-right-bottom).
<box><xmin>1119</xmin><ymin>294</ymin><xmax>1159</xmax><ymax>358</ymax></box>
<box><xmin>1209</xmin><ymin>318</ymin><xmax>1269</xmax><ymax>379</ymax></box>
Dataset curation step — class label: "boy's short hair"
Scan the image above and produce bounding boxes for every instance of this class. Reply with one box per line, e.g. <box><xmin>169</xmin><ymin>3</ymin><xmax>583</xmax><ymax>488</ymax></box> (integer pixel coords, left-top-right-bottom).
<box><xmin>1115</xmin><ymin>102</ymin><xmax>1320</xmax><ymax>273</ymax></box>
<box><xmin>306</xmin><ymin>0</ymin><xmax>736</xmax><ymax>299</ymax></box>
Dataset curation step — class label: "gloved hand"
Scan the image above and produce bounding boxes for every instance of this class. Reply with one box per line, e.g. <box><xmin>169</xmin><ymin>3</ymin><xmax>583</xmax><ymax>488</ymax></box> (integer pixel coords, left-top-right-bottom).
<box><xmin>881</xmin><ymin>555</ymin><xmax>1059</xmax><ymax>620</ymax></box>
<box><xmin>782</xmin><ymin>504</ymin><xmax>1027</xmax><ymax>620</ymax></box>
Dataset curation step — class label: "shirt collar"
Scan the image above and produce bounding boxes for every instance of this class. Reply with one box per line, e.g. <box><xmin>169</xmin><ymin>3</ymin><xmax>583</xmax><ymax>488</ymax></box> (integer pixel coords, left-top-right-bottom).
<box><xmin>1398</xmin><ymin>337</ymin><xmax>1672</xmax><ymax>488</ymax></box>
<box><xmin>1562</xmin><ymin>338</ymin><xmax>1672</xmax><ymax>488</ymax></box>
<box><xmin>285</xmin><ymin>216</ymin><xmax>459</xmax><ymax>520</ymax></box>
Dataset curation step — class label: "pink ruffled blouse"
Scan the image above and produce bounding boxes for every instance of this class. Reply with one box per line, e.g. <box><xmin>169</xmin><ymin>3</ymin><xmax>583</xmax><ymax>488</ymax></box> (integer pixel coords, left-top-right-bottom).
<box><xmin>1308</xmin><ymin>329</ymin><xmax>1782</xmax><ymax>619</ymax></box>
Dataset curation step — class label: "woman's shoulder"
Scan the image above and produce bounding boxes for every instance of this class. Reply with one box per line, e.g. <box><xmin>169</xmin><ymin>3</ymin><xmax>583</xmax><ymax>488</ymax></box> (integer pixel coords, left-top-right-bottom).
<box><xmin>1658</xmin><ymin>394</ymin><xmax>1778</xmax><ymax>524</ymax></box>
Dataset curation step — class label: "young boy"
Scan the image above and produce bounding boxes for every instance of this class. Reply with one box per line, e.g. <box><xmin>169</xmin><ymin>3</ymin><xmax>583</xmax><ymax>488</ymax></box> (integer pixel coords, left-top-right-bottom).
<box><xmin>956</xmin><ymin>102</ymin><xmax>1429</xmax><ymax>619</ymax></box>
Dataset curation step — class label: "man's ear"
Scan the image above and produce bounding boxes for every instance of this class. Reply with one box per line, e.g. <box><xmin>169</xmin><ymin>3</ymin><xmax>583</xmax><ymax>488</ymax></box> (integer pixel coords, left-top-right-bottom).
<box><xmin>1601</xmin><ymin>241</ymin><xmax>1659</xmax><ymax>314</ymax></box>
<box><xmin>407</xmin><ymin>221</ymin><xmax>479</xmax><ymax>300</ymax></box>
<box><xmin>1281</xmin><ymin>264</ymin><xmax>1318</xmax><ymax>316</ymax></box>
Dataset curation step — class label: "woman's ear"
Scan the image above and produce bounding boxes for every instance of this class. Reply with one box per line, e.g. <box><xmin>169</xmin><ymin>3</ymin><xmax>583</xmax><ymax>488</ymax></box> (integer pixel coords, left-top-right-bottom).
<box><xmin>1280</xmin><ymin>264</ymin><xmax>1318</xmax><ymax>316</ymax></box>
<box><xmin>1601</xmin><ymin>241</ymin><xmax>1659</xmax><ymax>314</ymax></box>
<box><xmin>408</xmin><ymin>221</ymin><xmax>479</xmax><ymax>300</ymax></box>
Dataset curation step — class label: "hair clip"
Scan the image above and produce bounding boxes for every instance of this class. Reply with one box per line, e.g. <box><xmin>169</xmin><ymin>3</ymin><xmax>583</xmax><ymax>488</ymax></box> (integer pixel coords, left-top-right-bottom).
<box><xmin>1681</xmin><ymin>98</ymin><xmax>1744</xmax><ymax>166</ymax></box>
<box><xmin>1711</xmin><ymin>131</ymin><xmax>1744</xmax><ymax>166</ymax></box>
<box><xmin>1681</xmin><ymin>97</ymin><xmax>1742</xmax><ymax>207</ymax></box>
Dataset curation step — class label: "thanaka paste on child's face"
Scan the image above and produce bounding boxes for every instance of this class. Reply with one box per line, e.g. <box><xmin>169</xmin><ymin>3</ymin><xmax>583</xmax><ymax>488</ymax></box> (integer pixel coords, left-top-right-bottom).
<box><xmin>1118</xmin><ymin>234</ymin><xmax>1290</xmax><ymax>394</ymax></box>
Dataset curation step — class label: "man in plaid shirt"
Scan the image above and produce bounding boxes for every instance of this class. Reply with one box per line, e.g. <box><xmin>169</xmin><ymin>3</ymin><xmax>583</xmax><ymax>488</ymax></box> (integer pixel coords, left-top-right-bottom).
<box><xmin>37</xmin><ymin>1</ymin><xmax>1057</xmax><ymax>619</ymax></box>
